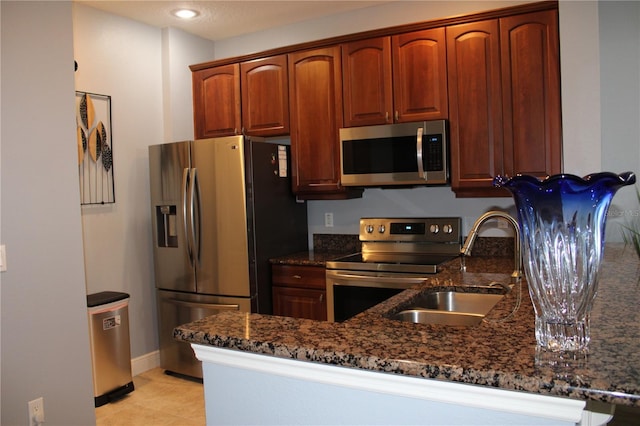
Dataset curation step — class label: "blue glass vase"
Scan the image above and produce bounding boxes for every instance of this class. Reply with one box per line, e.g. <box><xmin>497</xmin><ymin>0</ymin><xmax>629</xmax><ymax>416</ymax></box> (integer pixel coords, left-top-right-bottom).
<box><xmin>494</xmin><ymin>172</ymin><xmax>636</xmax><ymax>352</ymax></box>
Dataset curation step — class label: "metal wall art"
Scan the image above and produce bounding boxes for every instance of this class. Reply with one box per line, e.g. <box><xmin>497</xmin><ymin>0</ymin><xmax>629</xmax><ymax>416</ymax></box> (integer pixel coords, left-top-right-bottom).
<box><xmin>76</xmin><ymin>91</ymin><xmax>115</xmax><ymax>204</ymax></box>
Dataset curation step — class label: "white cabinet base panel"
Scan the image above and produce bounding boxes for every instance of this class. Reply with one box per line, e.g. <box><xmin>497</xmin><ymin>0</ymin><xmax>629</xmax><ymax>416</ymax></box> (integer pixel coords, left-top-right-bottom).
<box><xmin>193</xmin><ymin>344</ymin><xmax>613</xmax><ymax>426</ymax></box>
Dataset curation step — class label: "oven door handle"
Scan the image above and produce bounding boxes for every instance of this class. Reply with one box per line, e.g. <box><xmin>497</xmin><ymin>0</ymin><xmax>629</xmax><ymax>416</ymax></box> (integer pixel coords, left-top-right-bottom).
<box><xmin>327</xmin><ymin>271</ymin><xmax>428</xmax><ymax>287</ymax></box>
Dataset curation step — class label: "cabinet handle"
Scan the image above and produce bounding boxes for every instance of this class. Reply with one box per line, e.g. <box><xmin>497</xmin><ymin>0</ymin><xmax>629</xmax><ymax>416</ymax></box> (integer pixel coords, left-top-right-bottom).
<box><xmin>395</xmin><ymin>111</ymin><xmax>399</xmax><ymax>121</ymax></box>
<box><xmin>319</xmin><ymin>293</ymin><xmax>324</xmax><ymax>302</ymax></box>
<box><xmin>385</xmin><ymin>111</ymin><xmax>390</xmax><ymax>123</ymax></box>
<box><xmin>293</xmin><ymin>275</ymin><xmax>302</xmax><ymax>279</ymax></box>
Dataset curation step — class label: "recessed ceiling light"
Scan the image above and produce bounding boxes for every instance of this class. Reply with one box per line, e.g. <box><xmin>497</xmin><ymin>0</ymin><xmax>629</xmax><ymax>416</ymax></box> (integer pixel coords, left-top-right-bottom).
<box><xmin>172</xmin><ymin>9</ymin><xmax>199</xmax><ymax>19</ymax></box>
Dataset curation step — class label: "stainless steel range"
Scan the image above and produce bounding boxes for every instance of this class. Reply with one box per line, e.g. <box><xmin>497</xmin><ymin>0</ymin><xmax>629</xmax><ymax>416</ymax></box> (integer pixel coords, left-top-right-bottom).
<box><xmin>326</xmin><ymin>217</ymin><xmax>461</xmax><ymax>322</ymax></box>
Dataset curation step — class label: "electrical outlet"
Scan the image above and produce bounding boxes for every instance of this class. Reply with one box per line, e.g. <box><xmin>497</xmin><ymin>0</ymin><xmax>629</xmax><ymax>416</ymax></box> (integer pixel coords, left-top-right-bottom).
<box><xmin>28</xmin><ymin>397</ymin><xmax>44</xmax><ymax>426</ymax></box>
<box><xmin>324</xmin><ymin>212</ymin><xmax>334</xmax><ymax>228</ymax></box>
<box><xmin>497</xmin><ymin>218</ymin><xmax>510</xmax><ymax>229</ymax></box>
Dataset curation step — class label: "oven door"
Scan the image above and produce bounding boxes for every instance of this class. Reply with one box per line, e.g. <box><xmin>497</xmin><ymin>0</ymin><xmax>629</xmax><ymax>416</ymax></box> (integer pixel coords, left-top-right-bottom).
<box><xmin>325</xmin><ymin>269</ymin><xmax>428</xmax><ymax>322</ymax></box>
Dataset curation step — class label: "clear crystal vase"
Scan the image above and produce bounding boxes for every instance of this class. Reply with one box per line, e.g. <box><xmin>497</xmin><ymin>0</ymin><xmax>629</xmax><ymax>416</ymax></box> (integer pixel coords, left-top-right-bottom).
<box><xmin>494</xmin><ymin>172</ymin><xmax>635</xmax><ymax>352</ymax></box>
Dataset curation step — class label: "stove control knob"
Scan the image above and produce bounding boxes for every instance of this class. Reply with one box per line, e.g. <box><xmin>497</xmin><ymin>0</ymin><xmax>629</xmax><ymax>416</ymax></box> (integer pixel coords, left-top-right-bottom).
<box><xmin>429</xmin><ymin>224</ymin><xmax>440</xmax><ymax>234</ymax></box>
<box><xmin>366</xmin><ymin>225</ymin><xmax>374</xmax><ymax>234</ymax></box>
<box><xmin>378</xmin><ymin>225</ymin><xmax>386</xmax><ymax>234</ymax></box>
<box><xmin>443</xmin><ymin>224</ymin><xmax>453</xmax><ymax>234</ymax></box>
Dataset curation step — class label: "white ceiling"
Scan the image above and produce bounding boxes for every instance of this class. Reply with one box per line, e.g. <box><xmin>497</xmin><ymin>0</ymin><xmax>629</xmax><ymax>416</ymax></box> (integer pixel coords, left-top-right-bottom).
<box><xmin>76</xmin><ymin>1</ymin><xmax>389</xmax><ymax>41</ymax></box>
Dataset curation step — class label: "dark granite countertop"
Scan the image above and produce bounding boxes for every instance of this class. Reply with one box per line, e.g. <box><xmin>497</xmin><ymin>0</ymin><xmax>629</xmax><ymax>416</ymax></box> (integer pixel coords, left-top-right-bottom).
<box><xmin>269</xmin><ymin>234</ymin><xmax>360</xmax><ymax>266</ymax></box>
<box><xmin>175</xmin><ymin>243</ymin><xmax>640</xmax><ymax>407</ymax></box>
<box><xmin>269</xmin><ymin>251</ymin><xmax>352</xmax><ymax>267</ymax></box>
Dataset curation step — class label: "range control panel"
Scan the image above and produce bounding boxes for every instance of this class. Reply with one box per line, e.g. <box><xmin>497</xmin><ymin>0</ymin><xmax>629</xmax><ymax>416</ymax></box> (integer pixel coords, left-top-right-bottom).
<box><xmin>359</xmin><ymin>217</ymin><xmax>461</xmax><ymax>244</ymax></box>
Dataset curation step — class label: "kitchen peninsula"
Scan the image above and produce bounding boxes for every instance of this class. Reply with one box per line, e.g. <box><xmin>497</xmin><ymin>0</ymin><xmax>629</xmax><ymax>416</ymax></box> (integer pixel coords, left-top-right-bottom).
<box><xmin>175</xmin><ymin>245</ymin><xmax>640</xmax><ymax>425</ymax></box>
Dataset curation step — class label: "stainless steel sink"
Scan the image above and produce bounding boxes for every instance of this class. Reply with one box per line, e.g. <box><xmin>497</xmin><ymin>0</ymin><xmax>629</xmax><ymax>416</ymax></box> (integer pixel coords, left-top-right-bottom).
<box><xmin>389</xmin><ymin>291</ymin><xmax>504</xmax><ymax>326</ymax></box>
<box><xmin>392</xmin><ymin>309</ymin><xmax>485</xmax><ymax>326</ymax></box>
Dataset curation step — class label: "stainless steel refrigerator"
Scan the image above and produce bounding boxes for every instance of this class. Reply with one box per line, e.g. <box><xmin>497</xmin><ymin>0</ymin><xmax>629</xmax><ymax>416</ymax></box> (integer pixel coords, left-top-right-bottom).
<box><xmin>149</xmin><ymin>136</ymin><xmax>308</xmax><ymax>378</ymax></box>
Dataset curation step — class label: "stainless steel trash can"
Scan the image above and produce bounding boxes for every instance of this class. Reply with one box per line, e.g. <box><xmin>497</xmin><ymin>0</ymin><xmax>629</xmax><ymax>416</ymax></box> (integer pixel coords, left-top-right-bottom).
<box><xmin>87</xmin><ymin>291</ymin><xmax>134</xmax><ymax>407</ymax></box>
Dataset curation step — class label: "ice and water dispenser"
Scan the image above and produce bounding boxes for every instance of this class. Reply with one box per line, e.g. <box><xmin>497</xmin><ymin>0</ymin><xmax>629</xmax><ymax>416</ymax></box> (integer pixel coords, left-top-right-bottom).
<box><xmin>156</xmin><ymin>205</ymin><xmax>178</xmax><ymax>247</ymax></box>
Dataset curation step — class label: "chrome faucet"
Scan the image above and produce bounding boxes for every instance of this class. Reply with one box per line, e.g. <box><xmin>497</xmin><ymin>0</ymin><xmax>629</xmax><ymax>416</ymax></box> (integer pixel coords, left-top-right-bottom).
<box><xmin>460</xmin><ymin>211</ymin><xmax>522</xmax><ymax>284</ymax></box>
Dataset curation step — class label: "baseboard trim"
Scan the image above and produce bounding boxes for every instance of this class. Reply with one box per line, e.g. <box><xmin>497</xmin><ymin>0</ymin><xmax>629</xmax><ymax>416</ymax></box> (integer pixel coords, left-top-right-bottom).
<box><xmin>131</xmin><ymin>350</ymin><xmax>160</xmax><ymax>376</ymax></box>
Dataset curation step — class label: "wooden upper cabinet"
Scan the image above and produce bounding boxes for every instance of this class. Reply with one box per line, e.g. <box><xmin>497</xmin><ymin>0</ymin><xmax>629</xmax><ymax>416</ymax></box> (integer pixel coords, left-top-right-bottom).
<box><xmin>192</xmin><ymin>64</ymin><xmax>241</xmax><ymax>139</ymax></box>
<box><xmin>342</xmin><ymin>37</ymin><xmax>393</xmax><ymax>127</ymax></box>
<box><xmin>342</xmin><ymin>29</ymin><xmax>448</xmax><ymax>127</ymax></box>
<box><xmin>392</xmin><ymin>28</ymin><xmax>448</xmax><ymax>123</ymax></box>
<box><xmin>447</xmin><ymin>9</ymin><xmax>561</xmax><ymax>197</ymax></box>
<box><xmin>500</xmin><ymin>9</ymin><xmax>561</xmax><ymax>181</ymax></box>
<box><xmin>189</xmin><ymin>3</ymin><xmax>561</xmax><ymax>198</ymax></box>
<box><xmin>447</xmin><ymin>20</ymin><xmax>503</xmax><ymax>197</ymax></box>
<box><xmin>289</xmin><ymin>46</ymin><xmax>360</xmax><ymax>199</ymax></box>
<box><xmin>240</xmin><ymin>55</ymin><xmax>290</xmax><ymax>136</ymax></box>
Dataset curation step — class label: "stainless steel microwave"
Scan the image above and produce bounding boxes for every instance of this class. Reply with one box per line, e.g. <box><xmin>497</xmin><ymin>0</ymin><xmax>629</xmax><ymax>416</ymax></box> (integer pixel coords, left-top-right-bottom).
<box><xmin>339</xmin><ymin>120</ymin><xmax>448</xmax><ymax>187</ymax></box>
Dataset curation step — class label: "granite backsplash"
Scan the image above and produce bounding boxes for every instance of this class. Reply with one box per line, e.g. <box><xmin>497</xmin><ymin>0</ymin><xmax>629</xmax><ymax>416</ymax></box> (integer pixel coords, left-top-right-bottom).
<box><xmin>313</xmin><ymin>233</ymin><xmax>512</xmax><ymax>257</ymax></box>
<box><xmin>313</xmin><ymin>234</ymin><xmax>361</xmax><ymax>253</ymax></box>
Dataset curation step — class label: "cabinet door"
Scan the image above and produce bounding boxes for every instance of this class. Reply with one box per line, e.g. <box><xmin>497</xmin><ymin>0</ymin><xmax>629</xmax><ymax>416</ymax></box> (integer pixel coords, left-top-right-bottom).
<box><xmin>272</xmin><ymin>287</ymin><xmax>327</xmax><ymax>321</ymax></box>
<box><xmin>192</xmin><ymin>64</ymin><xmax>241</xmax><ymax>139</ymax></box>
<box><xmin>447</xmin><ymin>20</ymin><xmax>504</xmax><ymax>197</ymax></box>
<box><xmin>342</xmin><ymin>37</ymin><xmax>393</xmax><ymax>127</ymax></box>
<box><xmin>500</xmin><ymin>9</ymin><xmax>561</xmax><ymax>179</ymax></box>
<box><xmin>240</xmin><ymin>55</ymin><xmax>290</xmax><ymax>136</ymax></box>
<box><xmin>271</xmin><ymin>264</ymin><xmax>327</xmax><ymax>321</ymax></box>
<box><xmin>392</xmin><ymin>28</ymin><xmax>448</xmax><ymax>122</ymax></box>
<box><xmin>289</xmin><ymin>46</ymin><xmax>358</xmax><ymax>199</ymax></box>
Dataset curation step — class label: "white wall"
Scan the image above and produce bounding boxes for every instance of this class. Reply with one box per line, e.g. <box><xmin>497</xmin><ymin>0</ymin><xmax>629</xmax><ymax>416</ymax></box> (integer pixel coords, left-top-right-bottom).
<box><xmin>162</xmin><ymin>27</ymin><xmax>217</xmax><ymax>141</ymax></box>
<box><xmin>73</xmin><ymin>3</ymin><xmax>164</xmax><ymax>361</ymax></box>
<box><xmin>72</xmin><ymin>3</ymin><xmax>216</xmax><ymax>360</ymax></box>
<box><xmin>1</xmin><ymin>2</ymin><xmax>96</xmax><ymax>425</ymax></box>
<box><xmin>202</xmin><ymin>358</ymin><xmax>571</xmax><ymax>426</ymax></box>
<box><xmin>598</xmin><ymin>1</ymin><xmax>640</xmax><ymax>233</ymax></box>
<box><xmin>214</xmin><ymin>1</ymin><xmax>532</xmax><ymax>58</ymax></box>
<box><xmin>559</xmin><ymin>1</ymin><xmax>602</xmax><ymax>176</ymax></box>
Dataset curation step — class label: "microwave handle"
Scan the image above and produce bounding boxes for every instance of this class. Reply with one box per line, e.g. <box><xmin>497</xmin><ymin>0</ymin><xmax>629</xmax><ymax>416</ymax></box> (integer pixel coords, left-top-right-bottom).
<box><xmin>416</xmin><ymin>127</ymin><xmax>426</xmax><ymax>180</ymax></box>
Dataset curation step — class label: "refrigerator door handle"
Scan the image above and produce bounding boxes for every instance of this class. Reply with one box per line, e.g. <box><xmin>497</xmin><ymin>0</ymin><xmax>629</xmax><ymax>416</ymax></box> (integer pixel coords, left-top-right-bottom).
<box><xmin>167</xmin><ymin>298</ymin><xmax>240</xmax><ymax>311</ymax></box>
<box><xmin>182</xmin><ymin>167</ymin><xmax>194</xmax><ymax>266</ymax></box>
<box><xmin>191</xmin><ymin>167</ymin><xmax>201</xmax><ymax>264</ymax></box>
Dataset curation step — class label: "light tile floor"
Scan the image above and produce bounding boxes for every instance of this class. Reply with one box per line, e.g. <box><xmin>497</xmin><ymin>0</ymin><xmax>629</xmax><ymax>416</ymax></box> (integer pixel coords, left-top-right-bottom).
<box><xmin>95</xmin><ymin>368</ymin><xmax>205</xmax><ymax>426</ymax></box>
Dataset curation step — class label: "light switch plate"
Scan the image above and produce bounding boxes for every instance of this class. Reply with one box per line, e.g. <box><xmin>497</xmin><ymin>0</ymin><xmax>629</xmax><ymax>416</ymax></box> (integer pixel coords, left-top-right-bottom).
<box><xmin>324</xmin><ymin>213</ymin><xmax>334</xmax><ymax>228</ymax></box>
<box><xmin>0</xmin><ymin>244</ymin><xmax>6</xmax><ymax>272</ymax></box>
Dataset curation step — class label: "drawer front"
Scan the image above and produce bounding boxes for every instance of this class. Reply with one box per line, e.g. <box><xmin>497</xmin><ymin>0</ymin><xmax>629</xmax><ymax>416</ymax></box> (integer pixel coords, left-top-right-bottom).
<box><xmin>272</xmin><ymin>265</ymin><xmax>326</xmax><ymax>290</ymax></box>
<box><xmin>272</xmin><ymin>287</ymin><xmax>327</xmax><ymax>321</ymax></box>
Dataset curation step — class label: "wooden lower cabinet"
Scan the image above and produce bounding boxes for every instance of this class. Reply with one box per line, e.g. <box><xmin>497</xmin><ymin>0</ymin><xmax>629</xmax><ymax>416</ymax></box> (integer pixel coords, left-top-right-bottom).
<box><xmin>272</xmin><ymin>264</ymin><xmax>327</xmax><ymax>321</ymax></box>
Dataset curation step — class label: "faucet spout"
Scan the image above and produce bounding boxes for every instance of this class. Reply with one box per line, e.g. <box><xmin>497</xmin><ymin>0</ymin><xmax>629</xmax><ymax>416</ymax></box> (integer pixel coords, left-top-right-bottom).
<box><xmin>461</xmin><ymin>211</ymin><xmax>522</xmax><ymax>284</ymax></box>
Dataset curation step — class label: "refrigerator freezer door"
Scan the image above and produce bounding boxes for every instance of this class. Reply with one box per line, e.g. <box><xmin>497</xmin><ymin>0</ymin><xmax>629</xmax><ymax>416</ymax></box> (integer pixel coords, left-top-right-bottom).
<box><xmin>149</xmin><ymin>141</ymin><xmax>196</xmax><ymax>293</ymax></box>
<box><xmin>245</xmin><ymin>141</ymin><xmax>309</xmax><ymax>313</ymax></box>
<box><xmin>191</xmin><ymin>137</ymin><xmax>251</xmax><ymax>296</ymax></box>
<box><xmin>157</xmin><ymin>289</ymin><xmax>251</xmax><ymax>378</ymax></box>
